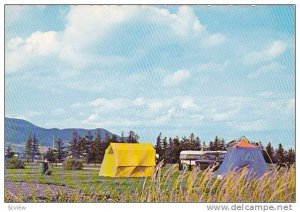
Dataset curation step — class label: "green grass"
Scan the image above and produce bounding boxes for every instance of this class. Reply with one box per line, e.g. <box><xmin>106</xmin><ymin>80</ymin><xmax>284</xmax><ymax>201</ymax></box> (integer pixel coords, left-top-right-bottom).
<box><xmin>6</xmin><ymin>164</ymin><xmax>148</xmax><ymax>195</ymax></box>
<box><xmin>5</xmin><ymin>163</ymin><xmax>295</xmax><ymax>203</ymax></box>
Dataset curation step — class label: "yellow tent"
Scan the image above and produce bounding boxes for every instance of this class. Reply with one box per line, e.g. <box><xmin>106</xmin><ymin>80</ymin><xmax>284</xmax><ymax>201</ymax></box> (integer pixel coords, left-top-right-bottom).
<box><xmin>99</xmin><ymin>143</ymin><xmax>156</xmax><ymax>177</ymax></box>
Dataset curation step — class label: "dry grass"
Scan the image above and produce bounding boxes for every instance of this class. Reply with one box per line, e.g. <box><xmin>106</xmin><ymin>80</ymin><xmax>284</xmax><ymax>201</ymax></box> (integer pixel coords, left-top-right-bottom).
<box><xmin>140</xmin><ymin>162</ymin><xmax>295</xmax><ymax>202</ymax></box>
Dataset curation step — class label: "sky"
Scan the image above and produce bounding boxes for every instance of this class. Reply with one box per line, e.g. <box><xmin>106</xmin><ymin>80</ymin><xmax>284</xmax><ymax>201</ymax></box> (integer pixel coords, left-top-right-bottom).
<box><xmin>5</xmin><ymin>5</ymin><xmax>295</xmax><ymax>148</ymax></box>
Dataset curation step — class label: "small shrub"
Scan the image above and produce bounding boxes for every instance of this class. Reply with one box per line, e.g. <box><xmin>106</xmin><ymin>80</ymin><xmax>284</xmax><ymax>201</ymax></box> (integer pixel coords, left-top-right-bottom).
<box><xmin>63</xmin><ymin>159</ymin><xmax>83</xmax><ymax>170</ymax></box>
<box><xmin>72</xmin><ymin>160</ymin><xmax>83</xmax><ymax>170</ymax></box>
<box><xmin>5</xmin><ymin>158</ymin><xmax>25</xmax><ymax>169</ymax></box>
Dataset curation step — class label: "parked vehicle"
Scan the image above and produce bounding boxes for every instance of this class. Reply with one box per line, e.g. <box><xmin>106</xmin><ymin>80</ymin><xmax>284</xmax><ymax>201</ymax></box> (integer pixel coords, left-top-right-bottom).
<box><xmin>179</xmin><ymin>150</ymin><xmax>226</xmax><ymax>171</ymax></box>
<box><xmin>195</xmin><ymin>151</ymin><xmax>226</xmax><ymax>170</ymax></box>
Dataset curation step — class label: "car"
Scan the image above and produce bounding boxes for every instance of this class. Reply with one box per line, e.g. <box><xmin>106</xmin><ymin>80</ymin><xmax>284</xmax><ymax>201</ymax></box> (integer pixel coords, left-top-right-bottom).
<box><xmin>179</xmin><ymin>150</ymin><xmax>226</xmax><ymax>171</ymax></box>
<box><xmin>195</xmin><ymin>152</ymin><xmax>226</xmax><ymax>170</ymax></box>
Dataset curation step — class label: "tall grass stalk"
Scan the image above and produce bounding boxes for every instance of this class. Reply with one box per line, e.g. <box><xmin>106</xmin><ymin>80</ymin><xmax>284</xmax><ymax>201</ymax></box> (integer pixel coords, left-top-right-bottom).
<box><xmin>142</xmin><ymin>165</ymin><xmax>295</xmax><ymax>202</ymax></box>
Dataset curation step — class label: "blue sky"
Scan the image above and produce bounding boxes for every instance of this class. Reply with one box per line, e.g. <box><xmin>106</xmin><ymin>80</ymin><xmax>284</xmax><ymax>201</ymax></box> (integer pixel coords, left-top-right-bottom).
<box><xmin>5</xmin><ymin>5</ymin><xmax>295</xmax><ymax>147</ymax></box>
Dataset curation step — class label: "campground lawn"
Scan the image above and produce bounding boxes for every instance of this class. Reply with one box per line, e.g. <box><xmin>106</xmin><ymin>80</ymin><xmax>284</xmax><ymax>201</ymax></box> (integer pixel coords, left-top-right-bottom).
<box><xmin>5</xmin><ymin>163</ymin><xmax>295</xmax><ymax>203</ymax></box>
<box><xmin>5</xmin><ymin>163</ymin><xmax>178</xmax><ymax>202</ymax></box>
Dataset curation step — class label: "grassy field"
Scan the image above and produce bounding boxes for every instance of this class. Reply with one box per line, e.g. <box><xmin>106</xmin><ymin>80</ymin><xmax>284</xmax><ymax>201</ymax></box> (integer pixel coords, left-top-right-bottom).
<box><xmin>5</xmin><ymin>163</ymin><xmax>295</xmax><ymax>203</ymax></box>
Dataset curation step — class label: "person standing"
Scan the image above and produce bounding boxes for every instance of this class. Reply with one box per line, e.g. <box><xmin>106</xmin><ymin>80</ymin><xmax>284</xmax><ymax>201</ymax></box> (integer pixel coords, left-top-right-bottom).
<box><xmin>44</xmin><ymin>158</ymin><xmax>49</xmax><ymax>173</ymax></box>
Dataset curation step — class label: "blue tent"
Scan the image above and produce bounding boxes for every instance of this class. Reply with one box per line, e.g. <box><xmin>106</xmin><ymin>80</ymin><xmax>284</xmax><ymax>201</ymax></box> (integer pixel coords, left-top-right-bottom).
<box><xmin>216</xmin><ymin>137</ymin><xmax>268</xmax><ymax>178</ymax></box>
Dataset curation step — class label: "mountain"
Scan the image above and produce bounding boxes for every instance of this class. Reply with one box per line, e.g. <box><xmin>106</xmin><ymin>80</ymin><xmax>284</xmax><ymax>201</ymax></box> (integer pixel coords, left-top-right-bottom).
<box><xmin>5</xmin><ymin>117</ymin><xmax>120</xmax><ymax>151</ymax></box>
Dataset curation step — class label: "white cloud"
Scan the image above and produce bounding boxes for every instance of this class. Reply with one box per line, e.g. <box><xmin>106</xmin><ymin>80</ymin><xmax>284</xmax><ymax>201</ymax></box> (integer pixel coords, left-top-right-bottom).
<box><xmin>6</xmin><ymin>31</ymin><xmax>60</xmax><ymax>72</ymax></box>
<box><xmin>146</xmin><ymin>6</ymin><xmax>226</xmax><ymax>50</ymax></box>
<box><xmin>189</xmin><ymin>96</ymin><xmax>250</xmax><ymax>122</ymax></box>
<box><xmin>58</xmin><ymin>5</ymin><xmax>138</xmax><ymax>66</ymax></box>
<box><xmin>248</xmin><ymin>63</ymin><xmax>283</xmax><ymax>79</ymax></box>
<box><xmin>79</xmin><ymin>96</ymin><xmax>198</xmax><ymax>128</ymax></box>
<box><xmin>205</xmin><ymin>33</ymin><xmax>226</xmax><ymax>46</ymax></box>
<box><xmin>181</xmin><ymin>97</ymin><xmax>196</xmax><ymax>109</ymax></box>
<box><xmin>133</xmin><ymin>97</ymin><xmax>146</xmax><ymax>106</ymax></box>
<box><xmin>6</xmin><ymin>50</ymin><xmax>27</xmax><ymax>72</ymax></box>
<box><xmin>163</xmin><ymin>69</ymin><xmax>191</xmax><ymax>86</ymax></box>
<box><xmin>148</xmin><ymin>96</ymin><xmax>196</xmax><ymax>112</ymax></box>
<box><xmin>82</xmin><ymin>96</ymin><xmax>248</xmax><ymax>128</ymax></box>
<box><xmin>197</xmin><ymin>60</ymin><xmax>229</xmax><ymax>72</ymax></box>
<box><xmin>87</xmin><ymin>96</ymin><xmax>191</xmax><ymax>114</ymax></box>
<box><xmin>53</xmin><ymin>93</ymin><xmax>294</xmax><ymax>134</ymax></box>
<box><xmin>7</xmin><ymin>37</ymin><xmax>24</xmax><ymax>50</ymax></box>
<box><xmin>88</xmin><ymin>98</ymin><xmax>131</xmax><ymax>112</ymax></box>
<box><xmin>84</xmin><ymin>114</ymin><xmax>98</xmax><ymax>122</ymax></box>
<box><xmin>169</xmin><ymin>6</ymin><xmax>205</xmax><ymax>36</ymax></box>
<box><xmin>267</xmin><ymin>40</ymin><xmax>287</xmax><ymax>57</ymax></box>
<box><xmin>210</xmin><ymin>108</ymin><xmax>241</xmax><ymax>122</ymax></box>
<box><xmin>147</xmin><ymin>6</ymin><xmax>205</xmax><ymax>37</ymax></box>
<box><xmin>149</xmin><ymin>108</ymin><xmax>176</xmax><ymax>125</ymax></box>
<box><xmin>6</xmin><ymin>5</ymin><xmax>136</xmax><ymax>72</ymax></box>
<box><xmin>243</xmin><ymin>40</ymin><xmax>287</xmax><ymax>64</ymax></box>
<box><xmin>6</xmin><ymin>6</ymin><xmax>226</xmax><ymax>73</ymax></box>
<box><xmin>52</xmin><ymin>108</ymin><xmax>64</xmax><ymax>115</ymax></box>
<box><xmin>59</xmin><ymin>5</ymin><xmax>209</xmax><ymax>68</ymax></box>
<box><xmin>147</xmin><ymin>98</ymin><xmax>176</xmax><ymax>112</ymax></box>
<box><xmin>148</xmin><ymin>101</ymin><xmax>165</xmax><ymax>111</ymax></box>
<box><xmin>227</xmin><ymin>120</ymin><xmax>268</xmax><ymax>132</ymax></box>
<box><xmin>63</xmin><ymin>5</ymin><xmax>137</xmax><ymax>47</ymax></box>
<box><xmin>25</xmin><ymin>31</ymin><xmax>59</xmax><ymax>55</ymax></box>
<box><xmin>82</xmin><ymin>117</ymin><xmax>141</xmax><ymax>128</ymax></box>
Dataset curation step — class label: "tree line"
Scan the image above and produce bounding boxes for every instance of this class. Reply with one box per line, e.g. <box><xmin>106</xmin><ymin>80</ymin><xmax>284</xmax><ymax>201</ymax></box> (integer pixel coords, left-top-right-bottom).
<box><xmin>154</xmin><ymin>133</ymin><xmax>295</xmax><ymax>165</ymax></box>
<box><xmin>21</xmin><ymin>130</ymin><xmax>139</xmax><ymax>163</ymax></box>
<box><xmin>5</xmin><ymin>131</ymin><xmax>295</xmax><ymax>166</ymax></box>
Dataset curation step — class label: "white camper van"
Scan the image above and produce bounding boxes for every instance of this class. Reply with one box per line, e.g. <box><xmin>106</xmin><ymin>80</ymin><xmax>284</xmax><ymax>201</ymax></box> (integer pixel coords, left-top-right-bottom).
<box><xmin>179</xmin><ymin>151</ymin><xmax>203</xmax><ymax>166</ymax></box>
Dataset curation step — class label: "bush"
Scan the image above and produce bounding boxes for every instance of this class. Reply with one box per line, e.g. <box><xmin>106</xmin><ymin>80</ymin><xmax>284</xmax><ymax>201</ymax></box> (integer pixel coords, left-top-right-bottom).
<box><xmin>63</xmin><ymin>159</ymin><xmax>83</xmax><ymax>170</ymax></box>
<box><xmin>5</xmin><ymin>158</ymin><xmax>25</xmax><ymax>169</ymax></box>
